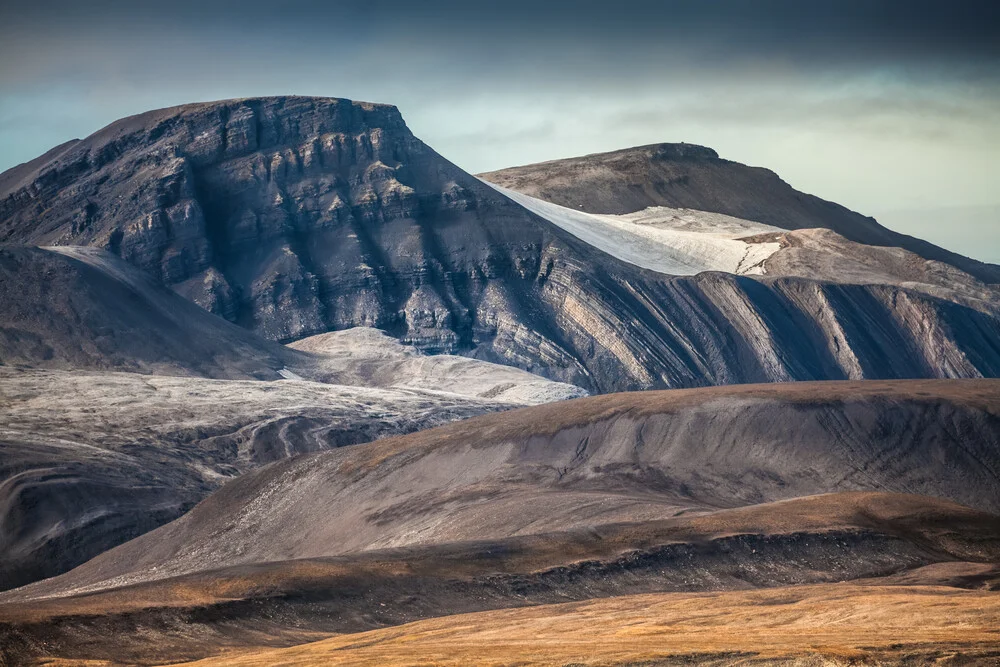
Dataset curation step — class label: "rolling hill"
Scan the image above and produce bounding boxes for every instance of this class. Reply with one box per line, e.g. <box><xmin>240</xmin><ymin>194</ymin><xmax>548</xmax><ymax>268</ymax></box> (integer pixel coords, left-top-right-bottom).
<box><xmin>2</xmin><ymin>380</ymin><xmax>997</xmax><ymax>664</ymax></box>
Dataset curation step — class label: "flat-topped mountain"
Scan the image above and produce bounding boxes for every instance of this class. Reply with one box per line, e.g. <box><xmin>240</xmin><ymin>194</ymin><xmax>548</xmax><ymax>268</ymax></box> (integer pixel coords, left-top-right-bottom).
<box><xmin>0</xmin><ymin>96</ymin><xmax>558</xmax><ymax>347</ymax></box>
<box><xmin>2</xmin><ymin>98</ymin><xmax>999</xmax><ymax>393</ymax></box>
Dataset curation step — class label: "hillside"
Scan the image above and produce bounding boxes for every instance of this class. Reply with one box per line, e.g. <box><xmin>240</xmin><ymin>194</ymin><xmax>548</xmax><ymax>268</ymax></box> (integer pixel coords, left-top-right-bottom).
<box><xmin>173</xmin><ymin>583</ymin><xmax>1000</xmax><ymax>666</ymax></box>
<box><xmin>16</xmin><ymin>379</ymin><xmax>997</xmax><ymax>597</ymax></box>
<box><xmin>1</xmin><ymin>380</ymin><xmax>998</xmax><ymax>663</ymax></box>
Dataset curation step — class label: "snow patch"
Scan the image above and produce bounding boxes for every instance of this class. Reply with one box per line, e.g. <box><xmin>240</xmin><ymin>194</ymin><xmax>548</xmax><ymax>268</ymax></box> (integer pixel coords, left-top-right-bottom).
<box><xmin>485</xmin><ymin>182</ymin><xmax>783</xmax><ymax>276</ymax></box>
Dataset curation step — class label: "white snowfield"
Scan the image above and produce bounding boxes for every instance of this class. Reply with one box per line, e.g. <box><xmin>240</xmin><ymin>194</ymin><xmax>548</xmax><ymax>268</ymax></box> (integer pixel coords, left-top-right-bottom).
<box><xmin>286</xmin><ymin>327</ymin><xmax>588</xmax><ymax>405</ymax></box>
<box><xmin>485</xmin><ymin>181</ymin><xmax>784</xmax><ymax>276</ymax></box>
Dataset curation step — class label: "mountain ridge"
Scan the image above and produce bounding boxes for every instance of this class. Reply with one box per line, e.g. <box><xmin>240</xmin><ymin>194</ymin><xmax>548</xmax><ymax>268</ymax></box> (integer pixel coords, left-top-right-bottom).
<box><xmin>2</xmin><ymin>97</ymin><xmax>998</xmax><ymax>393</ymax></box>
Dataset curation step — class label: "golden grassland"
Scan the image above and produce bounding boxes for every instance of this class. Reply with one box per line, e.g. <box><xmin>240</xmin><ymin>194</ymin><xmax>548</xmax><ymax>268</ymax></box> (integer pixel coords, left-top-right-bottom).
<box><xmin>176</xmin><ymin>583</ymin><xmax>1000</xmax><ymax>666</ymax></box>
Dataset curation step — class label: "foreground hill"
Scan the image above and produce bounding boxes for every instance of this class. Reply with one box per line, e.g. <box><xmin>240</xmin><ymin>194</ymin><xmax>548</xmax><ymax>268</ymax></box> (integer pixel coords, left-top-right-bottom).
<box><xmin>18</xmin><ymin>379</ymin><xmax>997</xmax><ymax>594</ymax></box>
<box><xmin>479</xmin><ymin>142</ymin><xmax>1000</xmax><ymax>285</ymax></box>
<box><xmin>2</xmin><ymin>98</ymin><xmax>998</xmax><ymax>392</ymax></box>
<box><xmin>2</xmin><ymin>492</ymin><xmax>997</xmax><ymax>664</ymax></box>
<box><xmin>2</xmin><ymin>380</ymin><xmax>997</xmax><ymax>664</ymax></box>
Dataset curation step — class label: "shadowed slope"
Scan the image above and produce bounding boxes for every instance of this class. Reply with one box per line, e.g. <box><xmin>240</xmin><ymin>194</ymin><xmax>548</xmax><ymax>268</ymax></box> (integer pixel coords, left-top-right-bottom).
<box><xmin>0</xmin><ymin>245</ymin><xmax>293</xmax><ymax>378</ymax></box>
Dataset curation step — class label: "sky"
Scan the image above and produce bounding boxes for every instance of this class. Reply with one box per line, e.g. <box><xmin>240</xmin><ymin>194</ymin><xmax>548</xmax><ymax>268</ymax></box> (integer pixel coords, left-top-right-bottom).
<box><xmin>2</xmin><ymin>0</ymin><xmax>998</xmax><ymax>262</ymax></box>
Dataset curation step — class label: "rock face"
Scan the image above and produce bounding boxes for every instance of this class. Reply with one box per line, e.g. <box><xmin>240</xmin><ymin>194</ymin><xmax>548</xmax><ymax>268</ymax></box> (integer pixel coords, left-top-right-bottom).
<box><xmin>479</xmin><ymin>143</ymin><xmax>1000</xmax><ymax>285</ymax></box>
<box><xmin>2</xmin><ymin>97</ymin><xmax>999</xmax><ymax>392</ymax></box>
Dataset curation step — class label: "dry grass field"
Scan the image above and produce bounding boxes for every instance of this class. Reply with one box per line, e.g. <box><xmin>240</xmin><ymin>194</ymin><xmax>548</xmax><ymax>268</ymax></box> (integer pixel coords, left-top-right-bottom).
<box><xmin>174</xmin><ymin>583</ymin><xmax>1000</xmax><ymax>666</ymax></box>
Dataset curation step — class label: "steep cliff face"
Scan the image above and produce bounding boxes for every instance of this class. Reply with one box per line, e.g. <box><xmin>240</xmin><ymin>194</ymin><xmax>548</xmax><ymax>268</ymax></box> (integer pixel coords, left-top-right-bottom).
<box><xmin>2</xmin><ymin>97</ymin><xmax>998</xmax><ymax>392</ymax></box>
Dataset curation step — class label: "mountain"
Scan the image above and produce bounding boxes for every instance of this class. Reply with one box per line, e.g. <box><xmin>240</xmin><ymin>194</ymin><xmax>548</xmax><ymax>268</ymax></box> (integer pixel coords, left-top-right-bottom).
<box><xmin>478</xmin><ymin>142</ymin><xmax>1000</xmax><ymax>285</ymax></box>
<box><xmin>0</xmin><ymin>244</ymin><xmax>583</xmax><ymax>591</ymax></box>
<box><xmin>2</xmin><ymin>97</ymin><xmax>998</xmax><ymax>393</ymax></box>
<box><xmin>2</xmin><ymin>379</ymin><xmax>997</xmax><ymax>664</ymax></box>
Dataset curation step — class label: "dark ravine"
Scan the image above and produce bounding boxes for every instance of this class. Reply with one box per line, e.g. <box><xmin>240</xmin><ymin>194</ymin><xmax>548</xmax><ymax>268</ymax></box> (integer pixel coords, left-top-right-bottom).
<box><xmin>2</xmin><ymin>97</ymin><xmax>998</xmax><ymax>393</ymax></box>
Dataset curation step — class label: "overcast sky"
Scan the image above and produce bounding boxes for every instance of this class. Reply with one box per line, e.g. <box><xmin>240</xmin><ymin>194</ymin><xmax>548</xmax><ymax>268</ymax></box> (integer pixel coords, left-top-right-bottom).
<box><xmin>2</xmin><ymin>0</ymin><xmax>998</xmax><ymax>262</ymax></box>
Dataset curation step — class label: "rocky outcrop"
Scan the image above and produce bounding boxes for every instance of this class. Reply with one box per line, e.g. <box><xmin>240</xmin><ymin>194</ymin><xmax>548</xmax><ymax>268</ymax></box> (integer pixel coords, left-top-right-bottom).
<box><xmin>2</xmin><ymin>98</ymin><xmax>998</xmax><ymax>392</ymax></box>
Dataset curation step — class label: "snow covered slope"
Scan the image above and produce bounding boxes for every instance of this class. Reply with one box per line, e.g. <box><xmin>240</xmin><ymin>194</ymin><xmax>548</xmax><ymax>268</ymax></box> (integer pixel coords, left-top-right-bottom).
<box><xmin>287</xmin><ymin>328</ymin><xmax>588</xmax><ymax>405</ymax></box>
<box><xmin>486</xmin><ymin>181</ymin><xmax>783</xmax><ymax>276</ymax></box>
